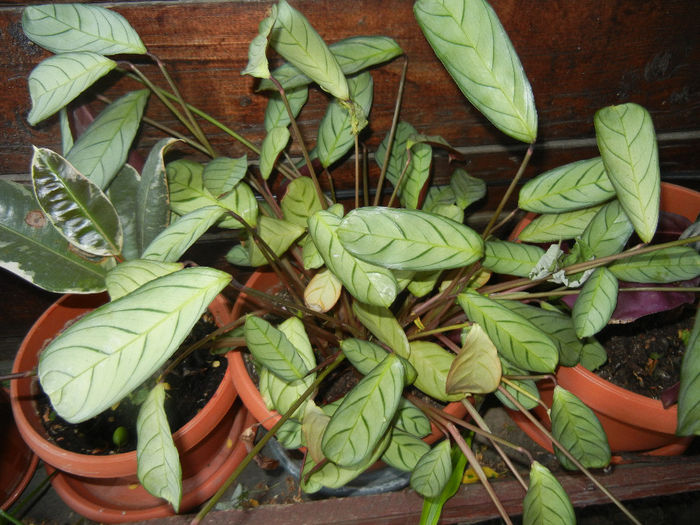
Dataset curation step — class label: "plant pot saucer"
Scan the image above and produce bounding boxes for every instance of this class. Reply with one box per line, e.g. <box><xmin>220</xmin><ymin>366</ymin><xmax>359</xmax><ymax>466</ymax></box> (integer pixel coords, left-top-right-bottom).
<box><xmin>46</xmin><ymin>405</ymin><xmax>255</xmax><ymax>523</ymax></box>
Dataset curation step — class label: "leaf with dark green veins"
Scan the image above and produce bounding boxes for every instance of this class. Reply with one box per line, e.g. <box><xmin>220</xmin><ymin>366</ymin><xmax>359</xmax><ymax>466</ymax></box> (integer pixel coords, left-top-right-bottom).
<box><xmin>580</xmin><ymin>200</ymin><xmax>634</xmax><ymax>258</ymax></box>
<box><xmin>410</xmin><ymin>439</ymin><xmax>452</xmax><ymax>498</ymax></box>
<box><xmin>260</xmin><ymin>127</ymin><xmax>291</xmax><ymax>180</ymax></box>
<box><xmin>106</xmin><ymin>259</ymin><xmax>183</xmax><ymax>300</ymax></box>
<box><xmin>450</xmin><ymin>169</ymin><xmax>486</xmax><ymax>209</ymax></box>
<box><xmin>573</xmin><ymin>268</ymin><xmax>618</xmax><ymax>338</ymax></box>
<box><xmin>264</xmin><ymin>87</ymin><xmax>308</xmax><ymax>131</ymax></box>
<box><xmin>341</xmin><ymin>338</ymin><xmax>389</xmax><ymax>375</ymax></box>
<box><xmin>217</xmin><ymin>182</ymin><xmax>259</xmax><ymax>230</ymax></box>
<box><xmin>203</xmin><ymin>156</ymin><xmax>247</xmax><ymax>196</ymax></box>
<box><xmin>351</xmin><ymin>301</ymin><xmax>410</xmax><ymax>358</ymax></box>
<box><xmin>609</xmin><ymin>247</ymin><xmax>700</xmax><ymax>283</ymax></box>
<box><xmin>579</xmin><ymin>339</ymin><xmax>608</xmax><ymax>371</ymax></box>
<box><xmin>382</xmin><ymin>427</ymin><xmax>430</xmax><ymax>472</ymax></box>
<box><xmin>281</xmin><ymin>176</ymin><xmax>323</xmax><ymax>227</ymax></box>
<box><xmin>483</xmin><ymin>240</ymin><xmax>545</xmax><ymax>278</ymax></box>
<box><xmin>496</xmin><ymin>357</ymin><xmax>540</xmax><ymax>410</ymax></box>
<box><xmin>167</xmin><ymin>159</ymin><xmax>214</xmax><ymax>216</ymax></box>
<box><xmin>241</xmin><ymin>4</ymin><xmax>276</xmax><ymax>78</ymax></box>
<box><xmin>394</xmin><ymin>398</ymin><xmax>432</xmax><ymax>437</ymax></box>
<box><xmin>244</xmin><ymin>315</ymin><xmax>310</xmax><ymax>382</ymax></box>
<box><xmin>517</xmin><ymin>205</ymin><xmax>602</xmax><ymax>243</ymax></box>
<box><xmin>420</xmin><ymin>444</ymin><xmax>468</xmax><ymax>525</ymax></box>
<box><xmin>678</xmin><ymin>305</ymin><xmax>700</xmax><ymax>435</ymax></box>
<box><xmin>523</xmin><ymin>462</ymin><xmax>575</xmax><ymax>525</ymax></box>
<box><xmin>228</xmin><ymin>216</ymin><xmax>304</xmax><ymax>267</ymax></box>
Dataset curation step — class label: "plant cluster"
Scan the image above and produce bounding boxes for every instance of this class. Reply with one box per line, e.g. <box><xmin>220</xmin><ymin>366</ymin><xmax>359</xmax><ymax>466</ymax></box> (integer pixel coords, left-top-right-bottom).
<box><xmin>1</xmin><ymin>0</ymin><xmax>699</xmax><ymax>522</ymax></box>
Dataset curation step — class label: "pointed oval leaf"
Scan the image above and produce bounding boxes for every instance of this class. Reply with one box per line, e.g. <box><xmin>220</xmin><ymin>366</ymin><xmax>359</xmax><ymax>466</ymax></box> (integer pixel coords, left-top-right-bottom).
<box><xmin>281</xmin><ymin>176</ymin><xmax>323</xmax><ymax>227</ymax></box>
<box><xmin>414</xmin><ymin>0</ymin><xmax>537</xmax><ymax>143</ymax></box>
<box><xmin>59</xmin><ymin>107</ymin><xmax>73</xmax><ymax>154</ymax></box>
<box><xmin>351</xmin><ymin>301</ymin><xmax>411</xmax><ymax>359</ymax></box>
<box><xmin>579</xmin><ymin>339</ymin><xmax>608</xmax><ymax>372</ymax></box>
<box><xmin>483</xmin><ymin>240</ymin><xmax>545</xmax><ymax>278</ymax></box>
<box><xmin>301</xmin><ymin>234</ymin><xmax>324</xmax><ymax>269</ymax></box>
<box><xmin>136</xmin><ymin>383</ymin><xmax>182</xmax><ymax>512</ymax></box>
<box><xmin>595</xmin><ymin>103</ymin><xmax>660</xmax><ymax>243</ymax></box>
<box><xmin>107</xmin><ymin>164</ymin><xmax>141</xmax><ymax>260</ymax></box>
<box><xmin>260</xmin><ymin>362</ymin><xmax>315</xmax><ymax>421</ymax></box>
<box><xmin>450</xmin><ymin>168</ymin><xmax>486</xmax><ymax>209</ymax></box>
<box><xmin>495</xmin><ymin>357</ymin><xmax>540</xmax><ymax>410</ymax></box>
<box><xmin>678</xmin><ymin>306</ymin><xmax>700</xmax><ymax>435</ymax></box>
<box><xmin>217</xmin><ymin>182</ymin><xmax>259</xmax><ymax>230</ymax></box>
<box><xmin>106</xmin><ymin>259</ymin><xmax>183</xmax><ymax>301</ymax></box>
<box><xmin>609</xmin><ymin>246</ymin><xmax>700</xmax><ymax>283</ymax></box>
<box><xmin>304</xmin><ymin>268</ymin><xmax>342</xmax><ymax>313</ymax></box>
<box><xmin>580</xmin><ymin>200</ymin><xmax>634</xmax><ymax>258</ymax></box>
<box><xmin>375</xmin><ymin>121</ymin><xmax>414</xmax><ymax>188</ymax></box>
<box><xmin>458</xmin><ymin>291</ymin><xmax>559</xmax><ymax>373</ymax></box>
<box><xmin>260</xmin><ymin>127</ymin><xmax>291</xmax><ymax>180</ymax></box>
<box><xmin>395</xmin><ymin>398</ymin><xmax>432</xmax><ymax>438</ymax></box>
<box><xmin>166</xmin><ymin>159</ymin><xmax>215</xmax><ymax>216</ymax></box>
<box><xmin>27</xmin><ymin>52</ymin><xmax>116</xmax><ymax>125</ymax></box>
<box><xmin>573</xmin><ymin>267</ymin><xmax>619</xmax><ymax>338</ymax></box>
<box><xmin>395</xmin><ymin>142</ymin><xmax>432</xmax><ymax>209</ymax></box>
<box><xmin>66</xmin><ymin>89</ymin><xmax>149</xmax><ymax>189</ymax></box>
<box><xmin>203</xmin><ymin>156</ymin><xmax>247</xmax><ymax>196</ymax></box>
<box><xmin>38</xmin><ymin>267</ymin><xmax>231</xmax><ymax>423</ymax></box>
<box><xmin>519</xmin><ymin>157</ymin><xmax>615</xmax><ymax>213</ymax></box>
<box><xmin>407</xmin><ymin>269</ymin><xmax>442</xmax><ymax>298</ymax></box>
<box><xmin>382</xmin><ymin>427</ymin><xmax>431</xmax><ymax>472</ymax></box>
<box><xmin>22</xmin><ymin>4</ymin><xmax>146</xmax><ymax>55</ymax></box>
<box><xmin>523</xmin><ymin>462</ymin><xmax>575</xmax><ymax>525</ymax></box>
<box><xmin>551</xmin><ymin>386</ymin><xmax>611</xmax><ymax>470</ymax></box>
<box><xmin>410</xmin><ymin>439</ymin><xmax>452</xmax><ymax>498</ymax></box>
<box><xmin>446</xmin><ymin>323</ymin><xmax>501</xmax><ymax>395</ymax></box>
<box><xmin>32</xmin><ymin>147</ymin><xmax>122</xmax><ymax>256</ymax></box>
<box><xmin>321</xmin><ymin>354</ymin><xmax>405</xmax><ymax>467</ymax></box>
<box><xmin>244</xmin><ymin>315</ymin><xmax>310</xmax><ymax>382</ymax></box>
<box><xmin>338</xmin><ymin>207</ymin><xmax>484</xmax><ymax>271</ymax></box>
<box><xmin>277</xmin><ymin>418</ymin><xmax>303</xmax><ymax>449</ymax></box>
<box><xmin>408</xmin><ymin>341</ymin><xmax>463</xmax><ymax>402</ymax></box>
<box><xmin>264</xmin><ymin>86</ymin><xmax>308</xmax><ymax>131</ymax></box>
<box><xmin>341</xmin><ymin>338</ymin><xmax>389</xmax><ymax>375</ymax></box>
<box><xmin>234</xmin><ymin>215</ymin><xmax>305</xmax><ymax>267</ymax></box>
<box><xmin>517</xmin><ymin>205</ymin><xmax>602</xmax><ymax>243</ymax></box>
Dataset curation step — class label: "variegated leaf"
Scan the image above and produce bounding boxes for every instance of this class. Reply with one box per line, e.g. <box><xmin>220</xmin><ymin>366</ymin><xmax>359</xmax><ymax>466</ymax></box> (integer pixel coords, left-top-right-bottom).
<box><xmin>260</xmin><ymin>127</ymin><xmax>291</xmax><ymax>180</ymax></box>
<box><xmin>517</xmin><ymin>205</ymin><xmax>602</xmax><ymax>243</ymax></box>
<box><xmin>27</xmin><ymin>52</ymin><xmax>116</xmax><ymax>125</ymax></box>
<box><xmin>38</xmin><ymin>267</ymin><xmax>231</xmax><ymax>422</ymax></box>
<box><xmin>136</xmin><ymin>383</ymin><xmax>182</xmax><ymax>512</ymax></box>
<box><xmin>203</xmin><ymin>156</ymin><xmax>247</xmax><ymax>196</ymax></box>
<box><xmin>395</xmin><ymin>142</ymin><xmax>432</xmax><ymax>209</ymax></box>
<box><xmin>351</xmin><ymin>301</ymin><xmax>410</xmax><ymax>358</ymax></box>
<box><xmin>429</xmin><ymin>203</ymin><xmax>463</xmax><ymax>223</ymax></box>
<box><xmin>264</xmin><ymin>87</ymin><xmax>309</xmax><ymax>131</ymax></box>
<box><xmin>580</xmin><ymin>200</ymin><xmax>634</xmax><ymax>258</ymax></box>
<box><xmin>410</xmin><ymin>439</ymin><xmax>452</xmax><ymax>498</ymax></box>
<box><xmin>106</xmin><ymin>259</ymin><xmax>183</xmax><ymax>301</ymax></box>
<box><xmin>450</xmin><ymin>168</ymin><xmax>486</xmax><ymax>209</ymax></box>
<box><xmin>523</xmin><ymin>462</ymin><xmax>575</xmax><ymax>525</ymax></box>
<box><xmin>678</xmin><ymin>305</ymin><xmax>700</xmax><ymax>435</ymax></box>
<box><xmin>482</xmin><ymin>240</ymin><xmax>545</xmax><ymax>278</ymax></box>
<box><xmin>394</xmin><ymin>397</ymin><xmax>432</xmax><ymax>437</ymax></box>
<box><xmin>277</xmin><ymin>418</ymin><xmax>303</xmax><ymax>449</ymax></box>
<box><xmin>244</xmin><ymin>315</ymin><xmax>310</xmax><ymax>382</ymax></box>
<box><xmin>446</xmin><ymin>323</ymin><xmax>501</xmax><ymax>394</ymax></box>
<box><xmin>337</xmin><ymin>207</ymin><xmax>484</xmax><ymax>271</ymax></box>
<box><xmin>382</xmin><ymin>427</ymin><xmax>430</xmax><ymax>472</ymax></box>
<box><xmin>518</xmin><ymin>157</ymin><xmax>615</xmax><ymax>213</ymax></box>
<box><xmin>22</xmin><ymin>4</ymin><xmax>146</xmax><ymax>55</ymax></box>
<box><xmin>573</xmin><ymin>267</ymin><xmax>618</xmax><ymax>338</ymax></box>
<box><xmin>304</xmin><ymin>268</ymin><xmax>342</xmax><ymax>313</ymax></box>
<box><xmin>423</xmin><ymin>185</ymin><xmax>455</xmax><ymax>212</ymax></box>
<box><xmin>458</xmin><ymin>291</ymin><xmax>559</xmax><ymax>372</ymax></box>
<box><xmin>408</xmin><ymin>341</ymin><xmax>463</xmax><ymax>402</ymax></box>
<box><xmin>414</xmin><ymin>0</ymin><xmax>537</xmax><ymax>143</ymax></box>
<box><xmin>107</xmin><ymin>164</ymin><xmax>140</xmax><ymax>260</ymax></box>
<box><xmin>281</xmin><ymin>176</ymin><xmax>323</xmax><ymax>227</ymax></box>
<box><xmin>609</xmin><ymin>247</ymin><xmax>700</xmax><ymax>283</ymax></box>
<box><xmin>551</xmin><ymin>386</ymin><xmax>611</xmax><ymax>470</ymax></box>
<box><xmin>241</xmin><ymin>4</ymin><xmax>276</xmax><ymax>78</ymax></box>
<box><xmin>495</xmin><ymin>357</ymin><xmax>540</xmax><ymax>410</ymax></box>
<box><xmin>595</xmin><ymin>103</ymin><xmax>660</xmax><ymax>243</ymax></box>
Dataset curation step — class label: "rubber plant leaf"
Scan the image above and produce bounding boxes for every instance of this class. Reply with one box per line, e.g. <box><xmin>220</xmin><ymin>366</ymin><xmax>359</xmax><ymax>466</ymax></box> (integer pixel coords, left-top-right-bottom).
<box><xmin>579</xmin><ymin>200</ymin><xmax>634</xmax><ymax>258</ymax></box>
<box><xmin>308</xmin><ymin>209</ymin><xmax>398</xmax><ymax>307</ymax></box>
<box><xmin>518</xmin><ymin>157</ymin><xmax>615</xmax><ymax>213</ymax></box>
<box><xmin>351</xmin><ymin>301</ymin><xmax>411</xmax><ymax>359</ymax></box>
<box><xmin>241</xmin><ymin>3</ymin><xmax>276</xmax><ymax>78</ymax></box>
<box><xmin>608</xmin><ymin>246</ymin><xmax>700</xmax><ymax>283</ymax></box>
<box><xmin>259</xmin><ymin>35</ymin><xmax>402</xmax><ymax>91</ymax></box>
<box><xmin>419</xmin><ymin>444</ymin><xmax>468</xmax><ymax>525</ymax></box>
<box><xmin>106</xmin><ymin>259</ymin><xmax>183</xmax><ymax>301</ymax></box>
<box><xmin>408</xmin><ymin>341</ymin><xmax>463</xmax><ymax>402</ymax></box>
<box><xmin>269</xmin><ymin>0</ymin><xmax>349</xmax><ymax>100</ymax></box>
<box><xmin>458</xmin><ymin>291</ymin><xmax>559</xmax><ymax>373</ymax></box>
<box><xmin>260</xmin><ymin>127</ymin><xmax>291</xmax><ymax>180</ymax></box>
<box><xmin>32</xmin><ymin>146</ymin><xmax>123</xmax><ymax>257</ymax></box>
<box><xmin>304</xmin><ymin>268</ymin><xmax>342</xmax><ymax>313</ymax></box>
<box><xmin>202</xmin><ymin>156</ymin><xmax>247</xmax><ymax>196</ymax></box>
<box><xmin>136</xmin><ymin>383</ymin><xmax>182</xmax><ymax>512</ymax></box>
<box><xmin>550</xmin><ymin>386</ymin><xmax>611</xmax><ymax>470</ymax></box>
<box><xmin>381</xmin><ymin>427</ymin><xmax>430</xmax><ymax>472</ymax></box>
<box><xmin>22</xmin><ymin>4</ymin><xmax>146</xmax><ymax>55</ymax></box>
<box><xmin>264</xmin><ymin>87</ymin><xmax>308</xmax><ymax>131</ymax></box>
<box><xmin>338</xmin><ymin>207</ymin><xmax>484</xmax><ymax>271</ymax></box>
<box><xmin>66</xmin><ymin>89</ymin><xmax>149</xmax><ymax>189</ymax></box>
<box><xmin>449</xmin><ymin>168</ymin><xmax>486</xmax><ymax>209</ymax></box>
<box><xmin>595</xmin><ymin>103</ymin><xmax>660</xmax><ymax>243</ymax></box>
<box><xmin>322</xmin><ymin>353</ymin><xmax>405</xmax><ymax>467</ymax></box>
<box><xmin>0</xmin><ymin>179</ymin><xmax>111</xmax><ymax>293</ymax></box>
<box><xmin>517</xmin><ymin>205</ymin><xmax>603</xmax><ymax>243</ymax></box>
<box><xmin>394</xmin><ymin>397</ymin><xmax>432</xmax><ymax>437</ymax></box>
<box><xmin>59</xmin><ymin>108</ymin><xmax>73</xmax><ymax>154</ymax></box>
<box><xmin>495</xmin><ymin>357</ymin><xmax>540</xmax><ymax>410</ymax></box>
<box><xmin>27</xmin><ymin>52</ymin><xmax>116</xmax><ymax>125</ymax></box>
<box><xmin>281</xmin><ymin>176</ymin><xmax>324</xmax><ymax>228</ymax></box>
<box><xmin>678</xmin><ymin>304</ymin><xmax>700</xmax><ymax>435</ymax></box>
<box><xmin>107</xmin><ymin>164</ymin><xmax>141</xmax><ymax>260</ymax></box>
<box><xmin>38</xmin><ymin>266</ymin><xmax>231</xmax><ymax>423</ymax></box>
<box><xmin>446</xmin><ymin>323</ymin><xmax>501</xmax><ymax>395</ymax></box>
<box><xmin>482</xmin><ymin>240</ymin><xmax>545</xmax><ymax>278</ymax></box>
<box><xmin>522</xmin><ymin>462</ymin><xmax>575</xmax><ymax>525</ymax></box>
<box><xmin>414</xmin><ymin>0</ymin><xmax>537</xmax><ymax>143</ymax></box>
<box><xmin>410</xmin><ymin>439</ymin><xmax>452</xmax><ymax>498</ymax></box>
<box><xmin>572</xmin><ymin>267</ymin><xmax>619</xmax><ymax>338</ymax></box>
<box><xmin>244</xmin><ymin>315</ymin><xmax>310</xmax><ymax>382</ymax></box>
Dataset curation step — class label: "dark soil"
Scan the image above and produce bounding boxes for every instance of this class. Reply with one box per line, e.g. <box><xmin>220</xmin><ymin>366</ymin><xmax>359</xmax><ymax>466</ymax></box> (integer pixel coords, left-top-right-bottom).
<box><xmin>36</xmin><ymin>316</ymin><xmax>227</xmax><ymax>455</ymax></box>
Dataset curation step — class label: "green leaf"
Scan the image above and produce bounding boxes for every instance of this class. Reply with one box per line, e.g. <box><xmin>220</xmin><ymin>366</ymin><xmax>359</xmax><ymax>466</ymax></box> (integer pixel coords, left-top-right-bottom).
<box><xmin>241</xmin><ymin>4</ymin><xmax>277</xmax><ymax>78</ymax></box>
<box><xmin>66</xmin><ymin>90</ymin><xmax>149</xmax><ymax>189</ymax></box>
<box><xmin>136</xmin><ymin>383</ymin><xmax>182</xmax><ymax>512</ymax></box>
<box><xmin>482</xmin><ymin>240</ymin><xmax>545</xmax><ymax>278</ymax></box>
<box><xmin>32</xmin><ymin>146</ymin><xmax>122</xmax><ymax>257</ymax></box>
<box><xmin>322</xmin><ymin>354</ymin><xmax>405</xmax><ymax>467</ymax></box>
<box><xmin>217</xmin><ymin>182</ymin><xmax>259</xmax><ymax>230</ymax></box>
<box><xmin>38</xmin><ymin>267</ymin><xmax>231</xmax><ymax>423</ymax></box>
<box><xmin>579</xmin><ymin>339</ymin><xmax>608</xmax><ymax>371</ymax></box>
<box><xmin>381</xmin><ymin>427</ymin><xmax>430</xmax><ymax>472</ymax></box>
<box><xmin>678</xmin><ymin>305</ymin><xmax>700</xmax><ymax>435</ymax></box>
<box><xmin>59</xmin><ymin>108</ymin><xmax>73</xmax><ymax>154</ymax></box>
<box><xmin>302</xmin><ymin>401</ymin><xmax>330</xmax><ymax>463</ymax></box>
<box><xmin>107</xmin><ymin>164</ymin><xmax>140</xmax><ymax>260</ymax></box>
<box><xmin>420</xmin><ymin>445</ymin><xmax>468</xmax><ymax>525</ymax></box>
<box><xmin>264</xmin><ymin>87</ymin><xmax>308</xmax><ymax>131</ymax></box>
<box><xmin>551</xmin><ymin>386</ymin><xmax>611</xmax><ymax>470</ymax></box>
<box><xmin>202</xmin><ymin>156</ymin><xmax>247</xmax><ymax>197</ymax></box>
<box><xmin>408</xmin><ymin>269</ymin><xmax>442</xmax><ymax>298</ymax></box>
<box><xmin>0</xmin><ymin>179</ymin><xmax>111</xmax><ymax>293</ymax></box>
<box><xmin>495</xmin><ymin>357</ymin><xmax>540</xmax><ymax>410</ymax></box>
<box><xmin>414</xmin><ymin>0</ymin><xmax>537</xmax><ymax>143</ymax></box>
<box><xmin>27</xmin><ymin>52</ymin><xmax>116</xmax><ymax>126</ymax></box>
<box><xmin>244</xmin><ymin>315</ymin><xmax>310</xmax><ymax>382</ymax></box>
<box><xmin>270</xmin><ymin>0</ymin><xmax>349</xmax><ymax>100</ymax></box>
<box><xmin>166</xmin><ymin>159</ymin><xmax>214</xmax><ymax>216</ymax></box>
<box><xmin>303</xmin><ymin>268</ymin><xmax>342</xmax><ymax>313</ymax></box>
<box><xmin>595</xmin><ymin>103</ymin><xmax>660</xmax><ymax>243</ymax></box>
<box><xmin>228</xmin><ymin>215</ymin><xmax>304</xmax><ymax>267</ymax></box>
<box><xmin>410</xmin><ymin>439</ymin><xmax>452</xmax><ymax>498</ymax></box>
<box><xmin>450</xmin><ymin>168</ymin><xmax>486</xmax><ymax>209</ymax></box>
<box><xmin>395</xmin><ymin>142</ymin><xmax>432</xmax><ymax>210</ymax></box>
<box><xmin>523</xmin><ymin>462</ymin><xmax>575</xmax><ymax>525</ymax></box>
<box><xmin>517</xmin><ymin>205</ymin><xmax>602</xmax><ymax>243</ymax></box>
<box><xmin>609</xmin><ymin>246</ymin><xmax>700</xmax><ymax>283</ymax></box>
<box><xmin>106</xmin><ymin>259</ymin><xmax>183</xmax><ymax>301</ymax></box>
<box><xmin>573</xmin><ymin>268</ymin><xmax>619</xmax><ymax>338</ymax></box>
<box><xmin>308</xmin><ymin>209</ymin><xmax>398</xmax><ymax>307</ymax></box>
<box><xmin>408</xmin><ymin>341</ymin><xmax>463</xmax><ymax>402</ymax></box>
<box><xmin>446</xmin><ymin>323</ymin><xmax>501</xmax><ymax>394</ymax></box>
<box><xmin>281</xmin><ymin>176</ymin><xmax>323</xmax><ymax>227</ymax></box>
<box><xmin>338</xmin><ymin>207</ymin><xmax>484</xmax><ymax>271</ymax></box>
<box><xmin>301</xmin><ymin>235</ymin><xmax>324</xmax><ymax>269</ymax></box>
<box><xmin>580</xmin><ymin>200</ymin><xmax>634</xmax><ymax>258</ymax></box>
<box><xmin>351</xmin><ymin>302</ymin><xmax>411</xmax><ymax>358</ymax></box>
<box><xmin>22</xmin><ymin>4</ymin><xmax>146</xmax><ymax>55</ymax></box>
<box><xmin>458</xmin><ymin>291</ymin><xmax>559</xmax><ymax>372</ymax></box>
<box><xmin>376</xmin><ymin>121</ymin><xmax>414</xmax><ymax>192</ymax></box>
<box><xmin>341</xmin><ymin>338</ymin><xmax>390</xmax><ymax>375</ymax></box>
<box><xmin>518</xmin><ymin>157</ymin><xmax>615</xmax><ymax>213</ymax></box>
<box><xmin>394</xmin><ymin>398</ymin><xmax>432</xmax><ymax>437</ymax></box>
<box><xmin>260</xmin><ymin>127</ymin><xmax>291</xmax><ymax>180</ymax></box>
<box><xmin>277</xmin><ymin>418</ymin><xmax>303</xmax><ymax>449</ymax></box>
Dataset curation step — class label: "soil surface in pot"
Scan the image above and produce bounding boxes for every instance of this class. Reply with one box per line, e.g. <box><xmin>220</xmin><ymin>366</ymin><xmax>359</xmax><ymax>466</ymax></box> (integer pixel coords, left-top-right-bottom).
<box><xmin>36</xmin><ymin>317</ymin><xmax>227</xmax><ymax>455</ymax></box>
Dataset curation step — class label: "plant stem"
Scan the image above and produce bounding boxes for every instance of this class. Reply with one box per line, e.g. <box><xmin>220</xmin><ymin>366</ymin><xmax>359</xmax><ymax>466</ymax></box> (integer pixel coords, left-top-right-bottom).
<box><xmin>0</xmin><ymin>369</ymin><xmax>36</xmax><ymax>382</ymax></box>
<box><xmin>407</xmin><ymin>321</ymin><xmax>472</xmax><ymax>341</ymax></box>
<box><xmin>494</xmin><ymin>286</ymin><xmax>700</xmax><ymax>300</ymax></box>
<box><xmin>354</xmin><ymin>133</ymin><xmax>361</xmax><ymax>209</ymax></box>
<box><xmin>500</xmin><ymin>377</ymin><xmax>551</xmax><ymax>412</ymax></box>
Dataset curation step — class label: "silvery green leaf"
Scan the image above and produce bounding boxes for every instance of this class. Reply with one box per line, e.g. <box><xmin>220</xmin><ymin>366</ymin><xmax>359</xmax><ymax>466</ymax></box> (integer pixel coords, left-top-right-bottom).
<box><xmin>59</xmin><ymin>108</ymin><xmax>73</xmax><ymax>154</ymax></box>
<box><xmin>22</xmin><ymin>4</ymin><xmax>146</xmax><ymax>55</ymax></box>
<box><xmin>495</xmin><ymin>357</ymin><xmax>539</xmax><ymax>410</ymax></box>
<box><xmin>270</xmin><ymin>0</ymin><xmax>349</xmax><ymax>100</ymax></box>
<box><xmin>595</xmin><ymin>103</ymin><xmax>660</xmax><ymax>243</ymax></box>
<box><xmin>429</xmin><ymin>204</ymin><xmax>463</xmax><ymax>223</ymax></box>
<box><xmin>678</xmin><ymin>305</ymin><xmax>700</xmax><ymax>435</ymax></box>
<box><xmin>408</xmin><ymin>341</ymin><xmax>463</xmax><ymax>402</ymax></box>
<box><xmin>322</xmin><ymin>354</ymin><xmax>405</xmax><ymax>467</ymax></box>
<box><xmin>241</xmin><ymin>4</ymin><xmax>276</xmax><ymax>78</ymax></box>
<box><xmin>517</xmin><ymin>205</ymin><xmax>602</xmax><ymax>243</ymax></box>
<box><xmin>410</xmin><ymin>439</ymin><xmax>452</xmax><ymax>498</ymax></box>
<box><xmin>518</xmin><ymin>157</ymin><xmax>615</xmax><ymax>213</ymax></box>
<box><xmin>338</xmin><ymin>207</ymin><xmax>483</xmax><ymax>271</ymax></box>
<box><xmin>217</xmin><ymin>182</ymin><xmax>259</xmax><ymax>230</ymax></box>
<box><xmin>420</xmin><ymin>445</ymin><xmax>468</xmax><ymax>525</ymax></box>
<box><xmin>308</xmin><ymin>209</ymin><xmax>398</xmax><ymax>307</ymax></box>
<box><xmin>277</xmin><ymin>418</ymin><xmax>303</xmax><ymax>449</ymax></box>
<box><xmin>107</xmin><ymin>164</ymin><xmax>140</xmax><ymax>260</ymax></box>
<box><xmin>609</xmin><ymin>247</ymin><xmax>700</xmax><ymax>283</ymax></box>
<box><xmin>551</xmin><ymin>386</ymin><xmax>611</xmax><ymax>470</ymax></box>
<box><xmin>106</xmin><ymin>259</ymin><xmax>183</xmax><ymax>301</ymax></box>
<box><xmin>580</xmin><ymin>200</ymin><xmax>634</xmax><ymax>258</ymax></box>
<box><xmin>483</xmin><ymin>240</ymin><xmax>545</xmax><ymax>278</ymax></box>
<box><xmin>382</xmin><ymin>427</ymin><xmax>430</xmax><ymax>472</ymax></box>
<box><xmin>341</xmin><ymin>338</ymin><xmax>389</xmax><ymax>375</ymax></box>
<box><xmin>264</xmin><ymin>87</ymin><xmax>308</xmax><ymax>131</ymax></box>
<box><xmin>407</xmin><ymin>269</ymin><xmax>442</xmax><ymax>298</ymax></box>
<box><xmin>38</xmin><ymin>267</ymin><xmax>230</xmax><ymax>423</ymax></box>
<box><xmin>523</xmin><ymin>462</ymin><xmax>575</xmax><ymax>525</ymax></box>
<box><xmin>281</xmin><ymin>176</ymin><xmax>323</xmax><ymax>227</ymax></box>
<box><xmin>394</xmin><ymin>398</ymin><xmax>432</xmax><ymax>437</ymax></box>
<box><xmin>228</xmin><ymin>215</ymin><xmax>304</xmax><ymax>267</ymax></box>
<box><xmin>67</xmin><ymin>90</ymin><xmax>149</xmax><ymax>189</ymax></box>
<box><xmin>203</xmin><ymin>156</ymin><xmax>247</xmax><ymax>196</ymax></box>
<box><xmin>446</xmin><ymin>323</ymin><xmax>501</xmax><ymax>395</ymax></box>
<box><xmin>414</xmin><ymin>0</ymin><xmax>537</xmax><ymax>143</ymax></box>
<box><xmin>244</xmin><ymin>315</ymin><xmax>309</xmax><ymax>382</ymax></box>
<box><xmin>32</xmin><ymin>146</ymin><xmax>122</xmax><ymax>257</ymax></box>
<box><xmin>301</xmin><ymin>235</ymin><xmax>324</xmax><ymax>269</ymax></box>
<box><xmin>136</xmin><ymin>383</ymin><xmax>182</xmax><ymax>512</ymax></box>
<box><xmin>27</xmin><ymin>52</ymin><xmax>116</xmax><ymax>126</ymax></box>
<box><xmin>423</xmin><ymin>185</ymin><xmax>456</xmax><ymax>212</ymax></box>
<box><xmin>450</xmin><ymin>168</ymin><xmax>486</xmax><ymax>209</ymax></box>
<box><xmin>396</xmin><ymin>142</ymin><xmax>432</xmax><ymax>209</ymax></box>
<box><xmin>573</xmin><ymin>267</ymin><xmax>619</xmax><ymax>338</ymax></box>
<box><xmin>458</xmin><ymin>290</ymin><xmax>559</xmax><ymax>373</ymax></box>
<box><xmin>167</xmin><ymin>160</ymin><xmax>215</xmax><ymax>215</ymax></box>
<box><xmin>0</xmin><ymin>179</ymin><xmax>111</xmax><ymax>293</ymax></box>
<box><xmin>351</xmin><ymin>301</ymin><xmax>410</xmax><ymax>359</ymax></box>
<box><xmin>579</xmin><ymin>339</ymin><xmax>607</xmax><ymax>372</ymax></box>
<box><xmin>260</xmin><ymin>127</ymin><xmax>291</xmax><ymax>180</ymax></box>
<box><xmin>376</xmin><ymin>121</ymin><xmax>414</xmax><ymax>188</ymax></box>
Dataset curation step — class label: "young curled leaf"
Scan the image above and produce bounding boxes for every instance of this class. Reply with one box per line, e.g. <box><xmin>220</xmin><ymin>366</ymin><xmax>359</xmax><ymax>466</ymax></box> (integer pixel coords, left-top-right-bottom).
<box><xmin>242</xmin><ymin>4</ymin><xmax>277</xmax><ymax>78</ymax></box>
<box><xmin>260</xmin><ymin>127</ymin><xmax>291</xmax><ymax>180</ymax></box>
<box><xmin>446</xmin><ymin>323</ymin><xmax>501</xmax><ymax>395</ymax></box>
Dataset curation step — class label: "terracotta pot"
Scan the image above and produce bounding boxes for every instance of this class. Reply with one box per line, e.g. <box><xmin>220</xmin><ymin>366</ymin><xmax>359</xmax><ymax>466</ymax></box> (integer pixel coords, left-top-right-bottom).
<box><xmin>507</xmin><ymin>182</ymin><xmax>699</xmax><ymax>455</ymax></box>
<box><xmin>10</xmin><ymin>293</ymin><xmax>248</xmax><ymax>521</ymax></box>
<box><xmin>229</xmin><ymin>270</ymin><xmax>467</xmax><ymax>442</ymax></box>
